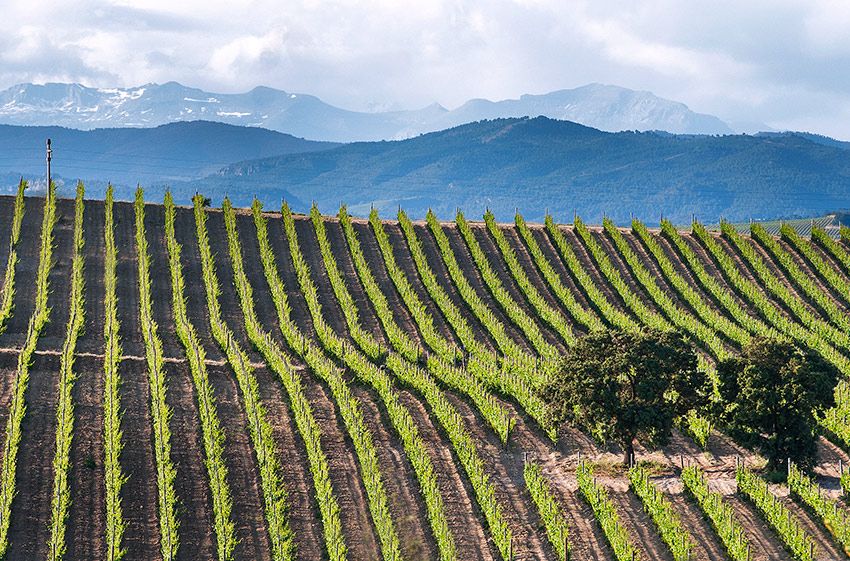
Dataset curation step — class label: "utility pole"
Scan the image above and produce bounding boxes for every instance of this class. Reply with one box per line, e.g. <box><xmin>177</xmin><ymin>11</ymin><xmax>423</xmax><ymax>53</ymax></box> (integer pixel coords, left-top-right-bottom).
<box><xmin>46</xmin><ymin>138</ymin><xmax>52</xmax><ymax>188</ymax></box>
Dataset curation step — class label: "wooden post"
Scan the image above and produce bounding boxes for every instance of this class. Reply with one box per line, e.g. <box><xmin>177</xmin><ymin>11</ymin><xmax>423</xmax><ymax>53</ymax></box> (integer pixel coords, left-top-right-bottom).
<box><xmin>46</xmin><ymin>138</ymin><xmax>52</xmax><ymax>188</ymax></box>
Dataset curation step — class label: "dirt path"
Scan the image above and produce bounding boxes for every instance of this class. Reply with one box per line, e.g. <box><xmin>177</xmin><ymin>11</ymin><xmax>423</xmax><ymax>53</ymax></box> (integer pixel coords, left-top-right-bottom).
<box><xmin>78</xmin><ymin>199</ymin><xmax>106</xmax><ymax>355</ymax></box>
<box><xmin>113</xmin><ymin>199</ymin><xmax>145</xmax><ymax>358</ymax></box>
<box><xmin>776</xmin><ymin>488</ymin><xmax>846</xmax><ymax>561</ymax></box>
<box><xmin>607</xmin><ymin>489</ymin><xmax>675</xmax><ymax>561</ymax></box>
<box><xmin>5</xmin><ymin>353</ymin><xmax>61</xmax><ymax>559</ymax></box>
<box><xmin>0</xmin><ymin>196</ymin><xmax>14</xmax><ymax>273</ymax></box>
<box><xmin>664</xmin><ymin>489</ymin><xmax>730</xmax><ymax>561</ymax></box>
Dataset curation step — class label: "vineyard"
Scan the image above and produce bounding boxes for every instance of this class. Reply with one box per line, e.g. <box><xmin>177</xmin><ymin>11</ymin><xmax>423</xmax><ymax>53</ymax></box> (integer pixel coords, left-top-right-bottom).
<box><xmin>3</xmin><ymin>185</ymin><xmax>850</xmax><ymax>561</ymax></box>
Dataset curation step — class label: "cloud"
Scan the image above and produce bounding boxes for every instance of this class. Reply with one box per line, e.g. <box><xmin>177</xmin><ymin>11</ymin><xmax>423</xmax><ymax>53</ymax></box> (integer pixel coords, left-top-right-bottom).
<box><xmin>0</xmin><ymin>0</ymin><xmax>848</xmax><ymax>137</ymax></box>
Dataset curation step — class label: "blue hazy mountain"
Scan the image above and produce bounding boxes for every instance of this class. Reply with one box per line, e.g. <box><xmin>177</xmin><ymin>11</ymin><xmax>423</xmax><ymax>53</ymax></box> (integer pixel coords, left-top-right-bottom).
<box><xmin>0</xmin><ymin>82</ymin><xmax>733</xmax><ymax>141</ymax></box>
<box><xmin>0</xmin><ymin>120</ymin><xmax>337</xmax><ymax>198</ymax></box>
<box><xmin>177</xmin><ymin>117</ymin><xmax>849</xmax><ymax>225</ymax></box>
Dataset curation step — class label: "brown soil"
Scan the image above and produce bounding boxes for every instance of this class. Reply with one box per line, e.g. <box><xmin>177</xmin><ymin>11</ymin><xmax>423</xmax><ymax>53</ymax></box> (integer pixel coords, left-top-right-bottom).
<box><xmin>382</xmin><ymin>221</ymin><xmax>461</xmax><ymax>349</ymax></box>
<box><xmin>66</xmin><ymin>354</ymin><xmax>107</xmax><ymax>561</ymax></box>
<box><xmin>470</xmin><ymin>223</ymin><xmax>566</xmax><ymax>352</ymax></box>
<box><xmin>590</xmin><ymin>228</ymin><xmax>660</xmax><ymax>313</ymax></box>
<box><xmin>409</xmin><ymin>221</ymin><xmax>500</xmax><ymax>353</ymax></box>
<box><xmin>607</xmin><ymin>490</ymin><xmax>674</xmax><ymax>561</ymax></box>
<box><xmin>777</xmin><ymin>237</ymin><xmax>850</xmax><ymax>314</ymax></box>
<box><xmin>5</xmin><ymin>353</ymin><xmax>61</xmax><ymax>560</ymax></box>
<box><xmin>0</xmin><ymin>196</ymin><xmax>14</xmax><ymax>271</ymax></box>
<box><xmin>723</xmin><ymin>494</ymin><xmax>794</xmax><ymax>561</ymax></box>
<box><xmin>778</xmin><ymin>490</ymin><xmax>846</xmax><ymax>561</ymax></box>
<box><xmin>0</xmin><ymin>197</ymin><xmax>44</xmax><ymax>348</ymax></box>
<box><xmin>36</xmin><ymin>196</ymin><xmax>75</xmax><ymax>351</ymax></box>
<box><xmin>441</xmin><ymin>223</ymin><xmax>532</xmax><ymax>353</ymax></box>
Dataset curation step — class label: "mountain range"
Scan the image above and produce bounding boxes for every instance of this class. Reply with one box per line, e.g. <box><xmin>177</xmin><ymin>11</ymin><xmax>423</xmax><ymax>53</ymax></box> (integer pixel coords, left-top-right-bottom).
<box><xmin>0</xmin><ymin>81</ymin><xmax>735</xmax><ymax>142</ymax></box>
<box><xmin>168</xmin><ymin>117</ymin><xmax>849</xmax><ymax>225</ymax></box>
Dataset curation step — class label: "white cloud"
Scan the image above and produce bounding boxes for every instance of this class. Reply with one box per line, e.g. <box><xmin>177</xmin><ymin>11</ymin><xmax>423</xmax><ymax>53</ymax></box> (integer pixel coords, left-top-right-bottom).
<box><xmin>0</xmin><ymin>0</ymin><xmax>848</xmax><ymax>137</ymax></box>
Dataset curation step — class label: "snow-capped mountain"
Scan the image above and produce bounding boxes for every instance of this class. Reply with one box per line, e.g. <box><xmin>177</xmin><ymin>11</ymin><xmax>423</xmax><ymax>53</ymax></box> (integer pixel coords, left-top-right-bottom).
<box><xmin>0</xmin><ymin>81</ymin><xmax>733</xmax><ymax>141</ymax></box>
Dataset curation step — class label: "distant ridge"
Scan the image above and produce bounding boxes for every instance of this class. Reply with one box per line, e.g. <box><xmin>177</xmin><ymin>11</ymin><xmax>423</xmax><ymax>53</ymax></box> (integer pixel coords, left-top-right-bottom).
<box><xmin>0</xmin><ymin>81</ymin><xmax>733</xmax><ymax>141</ymax></box>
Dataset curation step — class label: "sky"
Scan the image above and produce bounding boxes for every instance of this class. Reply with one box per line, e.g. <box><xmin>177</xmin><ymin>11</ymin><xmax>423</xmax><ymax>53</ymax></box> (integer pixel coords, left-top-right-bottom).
<box><xmin>1</xmin><ymin>0</ymin><xmax>849</xmax><ymax>138</ymax></box>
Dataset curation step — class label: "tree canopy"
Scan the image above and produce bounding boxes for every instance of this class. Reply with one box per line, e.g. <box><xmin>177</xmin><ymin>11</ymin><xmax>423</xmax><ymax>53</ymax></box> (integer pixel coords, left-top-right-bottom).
<box><xmin>716</xmin><ymin>337</ymin><xmax>839</xmax><ymax>470</ymax></box>
<box><xmin>542</xmin><ymin>329</ymin><xmax>709</xmax><ymax>465</ymax></box>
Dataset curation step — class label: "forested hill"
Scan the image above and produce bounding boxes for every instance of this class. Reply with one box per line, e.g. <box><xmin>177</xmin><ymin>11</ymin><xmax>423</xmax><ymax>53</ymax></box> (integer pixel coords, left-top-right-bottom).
<box><xmin>191</xmin><ymin>117</ymin><xmax>850</xmax><ymax>224</ymax></box>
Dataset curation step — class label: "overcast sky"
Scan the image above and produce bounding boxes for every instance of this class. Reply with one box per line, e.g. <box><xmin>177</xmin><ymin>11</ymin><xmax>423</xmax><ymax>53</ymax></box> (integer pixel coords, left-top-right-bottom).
<box><xmin>1</xmin><ymin>0</ymin><xmax>849</xmax><ymax>138</ymax></box>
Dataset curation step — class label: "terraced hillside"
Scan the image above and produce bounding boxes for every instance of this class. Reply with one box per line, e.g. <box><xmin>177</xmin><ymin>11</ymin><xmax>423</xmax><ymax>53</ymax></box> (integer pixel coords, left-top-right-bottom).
<box><xmin>2</xmin><ymin>185</ymin><xmax>850</xmax><ymax>561</ymax></box>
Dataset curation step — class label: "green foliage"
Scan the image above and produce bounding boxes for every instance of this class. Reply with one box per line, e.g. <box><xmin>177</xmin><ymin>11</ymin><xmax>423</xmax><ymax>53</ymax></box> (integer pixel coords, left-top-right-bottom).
<box><xmin>751</xmin><ymin>223</ymin><xmax>850</xmax><ymax>336</ymax></box>
<box><xmin>456</xmin><ymin>210</ymin><xmax>558</xmax><ymax>358</ymax></box>
<box><xmin>332</xmin><ymin>208</ymin><xmax>514</xmax><ymax>559</ymax></box>
<box><xmin>633</xmin><ymin>218</ymin><xmax>750</xmax><ymax>349</ymax></box>
<box><xmin>605</xmin><ymin>218</ymin><xmax>727</xmax><ymax>359</ymax></box>
<box><xmin>369</xmin><ymin>208</ymin><xmax>462</xmax><ymax>361</ymax></box>
<box><xmin>717</xmin><ymin>337</ymin><xmax>839</xmax><ymax>470</ymax></box>
<box><xmin>628</xmin><ymin>467</ymin><xmax>694</xmax><ymax>561</ymax></box>
<box><xmin>723</xmin><ymin>222</ymin><xmax>850</xmax><ymax>351</ymax></box>
<box><xmin>576</xmin><ymin>462</ymin><xmax>640</xmax><ymax>561</ymax></box>
<box><xmin>523</xmin><ymin>462</ymin><xmax>570</xmax><ymax>560</ymax></box>
<box><xmin>165</xmin><ymin>194</ymin><xmax>237</xmax><ymax>560</ymax></box>
<box><xmin>543</xmin><ymin>329</ymin><xmax>707</xmax><ymax>464</ymax></box>
<box><xmin>543</xmin><ymin>215</ymin><xmax>641</xmax><ymax>333</ymax></box>
<box><xmin>781</xmin><ymin>224</ymin><xmax>850</xmax><ymax>311</ymax></box>
<box><xmin>338</xmin><ymin>205</ymin><xmax>421</xmax><ymax>362</ymax></box>
<box><xmin>272</xmin><ymin>202</ymin><xmax>457</xmax><ymax>560</ymax></box>
<box><xmin>788</xmin><ymin>461</ymin><xmax>850</xmax><ymax>555</ymax></box>
<box><xmin>102</xmin><ymin>185</ymin><xmax>127</xmax><ymax>561</ymax></box>
<box><xmin>223</xmin><ymin>197</ymin><xmax>407</xmax><ymax>561</ymax></box>
<box><xmin>134</xmin><ymin>188</ymin><xmax>179</xmax><ymax>561</ymax></box>
<box><xmin>482</xmin><ymin>210</ymin><xmax>576</xmax><ymax>347</ymax></box>
<box><xmin>811</xmin><ymin>225</ymin><xmax>850</xmax><ymax>275</ymax></box>
<box><xmin>681</xmin><ymin>465</ymin><xmax>750</xmax><ymax>561</ymax></box>
<box><xmin>0</xmin><ymin>179</ymin><xmax>26</xmax><ymax>335</ymax></box>
<box><xmin>660</xmin><ymin>219</ymin><xmax>776</xmax><ymax>340</ymax></box>
<box><xmin>0</xmin><ymin>183</ymin><xmax>55</xmax><ymax>557</ymax></box>
<box><xmin>48</xmin><ymin>183</ymin><xmax>86</xmax><ymax>561</ymax></box>
<box><xmin>514</xmin><ymin>213</ymin><xmax>605</xmax><ymax>333</ymax></box>
<box><xmin>736</xmin><ymin>466</ymin><xmax>816</xmax><ymax>561</ymax></box>
<box><xmin>399</xmin><ymin>210</ymin><xmax>550</xmax><ymax>437</ymax></box>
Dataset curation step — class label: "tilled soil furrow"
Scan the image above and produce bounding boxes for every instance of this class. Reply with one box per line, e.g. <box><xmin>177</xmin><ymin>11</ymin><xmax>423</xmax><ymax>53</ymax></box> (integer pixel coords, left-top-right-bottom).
<box><xmin>0</xmin><ymin>197</ymin><xmax>44</xmax><ymax>348</ymax></box>
<box><xmin>351</xmin><ymin>219</ymin><xmax>426</xmax><ymax>348</ymax></box>
<box><xmin>36</xmin><ymin>197</ymin><xmax>75</xmax><ymax>351</ymax></box>
<box><xmin>607</xmin><ymin>490</ymin><xmax>675</xmax><ymax>561</ymax></box>
<box><xmin>780</xmin><ymin>494</ymin><xmax>846</xmax><ymax>561</ymax></box>
<box><xmin>777</xmin><ymin>237</ymin><xmax>850</xmax><ymax>314</ymax></box>
<box><xmin>4</xmin><ymin>354</ymin><xmax>60</xmax><ymax>559</ymax></box>
<box><xmin>527</xmin><ymin>226</ymin><xmax>595</xmax><ymax>313</ymax></box>
<box><xmin>350</xmin><ymin>384</ymin><xmax>439</xmax><ymax>560</ymax></box>
<box><xmin>65</xmin><ymin>354</ymin><xmax>107</xmax><ymax>560</ymax></box>
<box><xmin>444</xmin><ymin>392</ymin><xmax>555</xmax><ymax>561</ymax></box>
<box><xmin>299</xmin><ymin>216</ymin><xmax>386</xmax><ymax>345</ymax></box>
<box><xmin>470</xmin><ymin>224</ymin><xmax>565</xmax><ymax>352</ymax></box>
<box><xmin>723</xmin><ymin>494</ymin><xmax>794</xmax><ymax>561</ymax></box>
<box><xmin>503</xmin><ymin>225</ymin><xmax>585</xmax><ymax>340</ymax></box>
<box><xmin>78</xmin><ymin>199</ymin><xmax>106</xmax><ymax>354</ymax></box>
<box><xmin>442</xmin><ymin>224</ymin><xmax>532</xmax><ymax>353</ymax></box>
<box><xmin>396</xmin><ymin>388</ymin><xmax>498</xmax><ymax>561</ymax></box>
<box><xmin>665</xmin><ymin>490</ymin><xmax>730</xmax><ymax>561</ymax></box>
<box><xmin>591</xmin><ymin>228</ymin><xmax>660</xmax><ymax>314</ymax></box>
<box><xmin>115</xmin><ymin>358</ymin><xmax>161</xmax><ymax>560</ymax></box>
<box><xmin>383</xmin><ymin>221</ymin><xmax>461</xmax><ymax>349</ymax></box>
<box><xmin>113</xmin><ymin>200</ymin><xmax>145</xmax><ymax>358</ymax></box>
<box><xmin>555</xmin><ymin>226</ymin><xmax>633</xmax><ymax>317</ymax></box>
<box><xmin>207</xmin><ymin>364</ymin><xmax>273</xmax><ymax>561</ymax></box>
<box><xmin>164</xmin><ymin>360</ymin><xmax>218</xmax><ymax>561</ymax></box>
<box><xmin>0</xmin><ymin>196</ymin><xmax>14</xmax><ymax>271</ymax></box>
<box><xmin>411</xmin><ymin>221</ymin><xmax>499</xmax><ymax>353</ymax></box>
<box><xmin>212</xmin><ymin>209</ymin><xmax>383</xmax><ymax>561</ymax></box>
<box><xmin>747</xmin><ymin>235</ymin><xmax>829</xmax><ymax>319</ymax></box>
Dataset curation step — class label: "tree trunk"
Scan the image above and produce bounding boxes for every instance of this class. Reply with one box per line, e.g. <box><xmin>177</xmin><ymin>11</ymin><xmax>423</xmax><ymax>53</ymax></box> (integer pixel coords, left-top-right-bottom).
<box><xmin>623</xmin><ymin>440</ymin><xmax>635</xmax><ymax>467</ymax></box>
